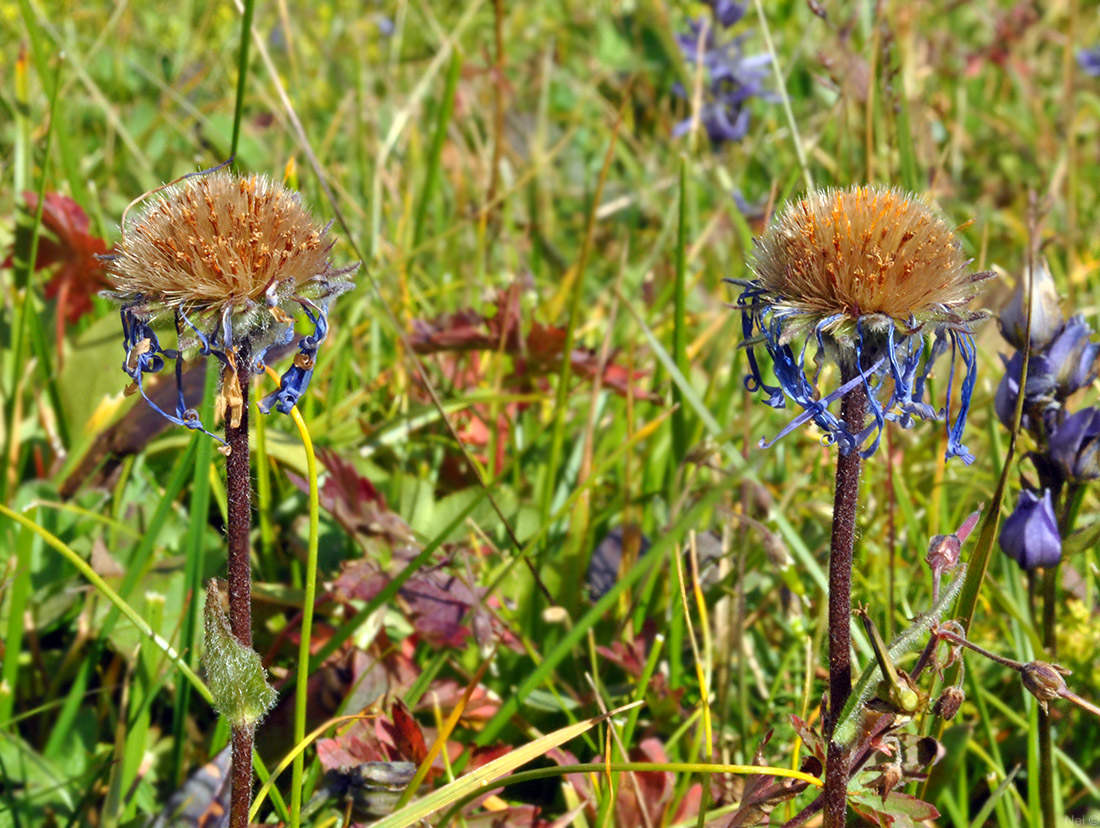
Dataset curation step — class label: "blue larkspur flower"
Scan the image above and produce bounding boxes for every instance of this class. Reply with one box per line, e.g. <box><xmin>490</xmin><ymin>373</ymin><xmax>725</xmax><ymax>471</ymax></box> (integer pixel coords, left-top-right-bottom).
<box><xmin>103</xmin><ymin>170</ymin><xmax>356</xmax><ymax>448</ymax></box>
<box><xmin>705</xmin><ymin>0</ymin><xmax>746</xmax><ymax>29</ymax></box>
<box><xmin>736</xmin><ymin>186</ymin><xmax>992</xmax><ymax>462</ymax></box>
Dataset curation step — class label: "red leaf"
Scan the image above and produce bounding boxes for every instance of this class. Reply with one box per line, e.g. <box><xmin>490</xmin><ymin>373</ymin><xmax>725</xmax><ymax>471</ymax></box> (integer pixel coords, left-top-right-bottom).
<box><xmin>333</xmin><ymin>559</ymin><xmax>479</xmax><ymax>649</ymax></box>
<box><xmin>6</xmin><ymin>192</ymin><xmax>112</xmax><ymax>325</ymax></box>
<box><xmin>316</xmin><ymin>719</ymin><xmax>391</xmax><ymax>769</ymax></box>
<box><xmin>389</xmin><ymin>698</ymin><xmax>429</xmax><ymax>766</ymax></box>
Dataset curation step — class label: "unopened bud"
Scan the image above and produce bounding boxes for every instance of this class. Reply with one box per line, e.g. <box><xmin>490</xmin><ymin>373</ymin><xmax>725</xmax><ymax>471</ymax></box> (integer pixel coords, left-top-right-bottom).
<box><xmin>933</xmin><ymin>686</ymin><xmax>965</xmax><ymax>720</ymax></box>
<box><xmin>926</xmin><ymin>534</ymin><xmax>961</xmax><ymax>574</ymax></box>
<box><xmin>1021</xmin><ymin>661</ymin><xmax>1070</xmax><ymax>713</ymax></box>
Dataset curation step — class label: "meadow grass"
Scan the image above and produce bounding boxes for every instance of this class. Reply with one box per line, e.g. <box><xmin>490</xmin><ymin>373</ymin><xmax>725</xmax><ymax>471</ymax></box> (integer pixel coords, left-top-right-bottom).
<box><xmin>2</xmin><ymin>1</ymin><xmax>1100</xmax><ymax>826</ymax></box>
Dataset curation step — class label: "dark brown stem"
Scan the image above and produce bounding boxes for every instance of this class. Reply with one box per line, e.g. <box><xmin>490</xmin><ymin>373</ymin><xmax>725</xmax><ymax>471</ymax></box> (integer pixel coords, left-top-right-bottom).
<box><xmin>823</xmin><ymin>371</ymin><xmax>867</xmax><ymax>828</ymax></box>
<box><xmin>225</xmin><ymin>342</ymin><xmax>253</xmax><ymax>828</ymax></box>
<box><xmin>780</xmin><ymin>796</ymin><xmax>823</xmax><ymax>828</ymax></box>
<box><xmin>231</xmin><ymin>724</ymin><xmax>254</xmax><ymax>828</ymax></box>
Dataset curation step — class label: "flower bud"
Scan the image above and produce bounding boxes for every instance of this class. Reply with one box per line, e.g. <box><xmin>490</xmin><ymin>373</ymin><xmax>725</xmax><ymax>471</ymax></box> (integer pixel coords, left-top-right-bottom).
<box><xmin>999</xmin><ymin>262</ymin><xmax>1063</xmax><ymax>351</ymax></box>
<box><xmin>926</xmin><ymin>533</ymin><xmax>961</xmax><ymax>574</ymax></box>
<box><xmin>933</xmin><ymin>686</ymin><xmax>965</xmax><ymax>720</ymax></box>
<box><xmin>1021</xmin><ymin>661</ymin><xmax>1070</xmax><ymax>713</ymax></box>
<box><xmin>999</xmin><ymin>489</ymin><xmax>1061</xmax><ymax>570</ymax></box>
<box><xmin>1049</xmin><ymin>407</ymin><xmax>1100</xmax><ymax>483</ymax></box>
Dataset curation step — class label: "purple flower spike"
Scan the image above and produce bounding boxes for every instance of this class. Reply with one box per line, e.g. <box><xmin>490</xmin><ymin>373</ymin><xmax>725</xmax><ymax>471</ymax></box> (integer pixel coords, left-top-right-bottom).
<box><xmin>1049</xmin><ymin>407</ymin><xmax>1100</xmax><ymax>483</ymax></box>
<box><xmin>1000</xmin><ymin>489</ymin><xmax>1062</xmax><ymax>570</ymax></box>
<box><xmin>672</xmin><ymin>15</ymin><xmax>772</xmax><ymax>148</ymax></box>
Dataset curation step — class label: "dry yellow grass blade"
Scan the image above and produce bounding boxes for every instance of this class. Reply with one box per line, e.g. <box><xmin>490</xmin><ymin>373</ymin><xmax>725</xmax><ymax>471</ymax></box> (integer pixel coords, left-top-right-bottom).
<box><xmin>371</xmin><ymin>701</ymin><xmax>644</xmax><ymax>828</ymax></box>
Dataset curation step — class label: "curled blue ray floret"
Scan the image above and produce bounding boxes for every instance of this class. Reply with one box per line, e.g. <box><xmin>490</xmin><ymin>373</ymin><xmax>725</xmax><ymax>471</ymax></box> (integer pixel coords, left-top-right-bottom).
<box><xmin>120</xmin><ymin>303</ymin><xmax>226</xmax><ymax>444</ymax></box>
<box><xmin>259</xmin><ymin>299</ymin><xmax>329</xmax><ymax>415</ymax></box>
<box><xmin>119</xmin><ymin>295</ymin><xmax>334</xmax><ymax>440</ymax></box>
<box><xmin>737</xmin><ymin>282</ymin><xmax>979</xmax><ymax>463</ymax></box>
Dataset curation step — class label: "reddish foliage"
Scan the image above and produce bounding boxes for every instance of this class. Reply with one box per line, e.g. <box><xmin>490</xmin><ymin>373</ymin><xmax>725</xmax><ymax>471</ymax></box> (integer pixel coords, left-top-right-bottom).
<box><xmin>316</xmin><ymin>719</ymin><xmax>393</xmax><ymax>768</ymax></box>
<box><xmin>5</xmin><ymin>192</ymin><xmax>112</xmax><ymax>356</ymax></box>
<box><xmin>596</xmin><ymin>619</ymin><xmax>660</xmax><ymax>678</ymax></box>
<box><xmin>334</xmin><ymin>559</ymin><xmax>481</xmax><ymax>649</ymax></box>
<box><xmin>721</xmin><ymin>729</ymin><xmax>818</xmax><ymax>827</ymax></box>
<box><xmin>388</xmin><ymin>698</ymin><xmax>429</xmax><ymax>766</ymax></box>
<box><xmin>286</xmin><ymin>448</ymin><xmax>419</xmax><ymax>556</ymax></box>
<box><xmin>408</xmin><ymin>281</ymin><xmax>658</xmax><ymax>474</ymax></box>
<box><xmin>409</xmin><ymin>282</ymin><xmax>658</xmax><ymax>402</ymax></box>
<box><xmin>410</xmin><ymin>677</ymin><xmax>502</xmax><ymax>725</ymax></box>
<box><xmin>613</xmin><ymin>737</ymin><xmax>676</xmax><ymax>825</ymax></box>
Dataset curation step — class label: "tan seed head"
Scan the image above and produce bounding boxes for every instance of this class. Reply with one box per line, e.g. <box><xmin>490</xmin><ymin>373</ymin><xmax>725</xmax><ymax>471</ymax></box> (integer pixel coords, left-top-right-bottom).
<box><xmin>107</xmin><ymin>171</ymin><xmax>337</xmax><ymax>317</ymax></box>
<box><xmin>750</xmin><ymin>186</ymin><xmax>985</xmax><ymax>324</ymax></box>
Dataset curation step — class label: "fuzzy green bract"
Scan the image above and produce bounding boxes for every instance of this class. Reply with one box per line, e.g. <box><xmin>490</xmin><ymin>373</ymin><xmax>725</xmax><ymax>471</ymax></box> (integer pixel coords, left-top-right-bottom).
<box><xmin>202</xmin><ymin>581</ymin><xmax>277</xmax><ymax>728</ymax></box>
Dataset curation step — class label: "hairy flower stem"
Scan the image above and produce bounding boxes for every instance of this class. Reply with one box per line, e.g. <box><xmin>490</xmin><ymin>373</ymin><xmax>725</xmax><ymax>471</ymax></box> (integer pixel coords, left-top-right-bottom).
<box><xmin>225</xmin><ymin>342</ymin><xmax>254</xmax><ymax>828</ymax></box>
<box><xmin>823</xmin><ymin>373</ymin><xmax>867</xmax><ymax>828</ymax></box>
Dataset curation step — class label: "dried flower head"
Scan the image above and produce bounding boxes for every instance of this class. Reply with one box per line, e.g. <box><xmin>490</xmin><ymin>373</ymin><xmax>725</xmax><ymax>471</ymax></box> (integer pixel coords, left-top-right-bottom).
<box><xmin>736</xmin><ymin>185</ymin><xmax>992</xmax><ymax>461</ymax></box>
<box><xmin>103</xmin><ymin>168</ymin><xmax>356</xmax><ymax>443</ymax></box>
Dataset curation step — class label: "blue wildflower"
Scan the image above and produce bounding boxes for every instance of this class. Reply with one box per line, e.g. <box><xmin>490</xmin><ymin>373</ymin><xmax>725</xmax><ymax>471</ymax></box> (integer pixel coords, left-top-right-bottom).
<box><xmin>672</xmin><ymin>11</ymin><xmax>773</xmax><ymax>146</ymax></box>
<box><xmin>1049</xmin><ymin>407</ymin><xmax>1100</xmax><ymax>483</ymax></box>
<box><xmin>1078</xmin><ymin>45</ymin><xmax>1100</xmax><ymax>77</ymax></box>
<box><xmin>103</xmin><ymin>170</ymin><xmax>355</xmax><ymax>447</ymax></box>
<box><xmin>1000</xmin><ymin>489</ymin><xmax>1061</xmax><ymax>570</ymax></box>
<box><xmin>736</xmin><ymin>186</ymin><xmax>992</xmax><ymax>462</ymax></box>
<box><xmin>993</xmin><ymin>351</ymin><xmax>1058</xmax><ymax>432</ymax></box>
<box><xmin>1044</xmin><ymin>314</ymin><xmax>1100</xmax><ymax>398</ymax></box>
<box><xmin>705</xmin><ymin>0</ymin><xmax>746</xmax><ymax>29</ymax></box>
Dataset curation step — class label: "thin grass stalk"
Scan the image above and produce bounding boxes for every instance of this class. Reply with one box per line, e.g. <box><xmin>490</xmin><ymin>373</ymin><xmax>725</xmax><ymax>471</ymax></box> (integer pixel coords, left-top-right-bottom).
<box><xmin>0</xmin><ymin>510</ymin><xmax>36</xmax><ymax>728</ymax></box>
<box><xmin>671</xmin><ymin>159</ymin><xmax>690</xmax><ymax>470</ymax></box>
<box><xmin>485</xmin><ymin>0</ymin><xmax>506</xmax><ymax>251</ymax></box>
<box><xmin>476</xmin><ymin>484</ymin><xmax>728</xmax><ymax>747</ymax></box>
<box><xmin>229</xmin><ymin>0</ymin><xmax>255</xmax><ymax>164</ymax></box>
<box><xmin>285</xmin><ymin>395</ymin><xmax>320</xmax><ymax>827</ymax></box>
<box><xmin>433</xmin><ymin>761</ymin><xmax>824</xmax><ymax>828</ymax></box>
<box><xmin>751</xmin><ymin>0</ymin><xmax>813</xmax><ymax>191</ymax></box>
<box><xmin>822</xmin><ymin>375</ymin><xmax>867</xmax><ymax>828</ymax></box>
<box><xmin>538</xmin><ymin>89</ymin><xmax>629</xmax><ymax>545</ymax></box>
<box><xmin>171</xmin><ymin>367</ymin><xmax>217</xmax><ymax>785</ymax></box>
<box><xmin>412</xmin><ymin>50</ymin><xmax>461</xmax><ymax>252</ymax></box>
<box><xmin>1</xmin><ymin>36</ymin><xmax>62</xmax><ymax>502</ymax></box>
